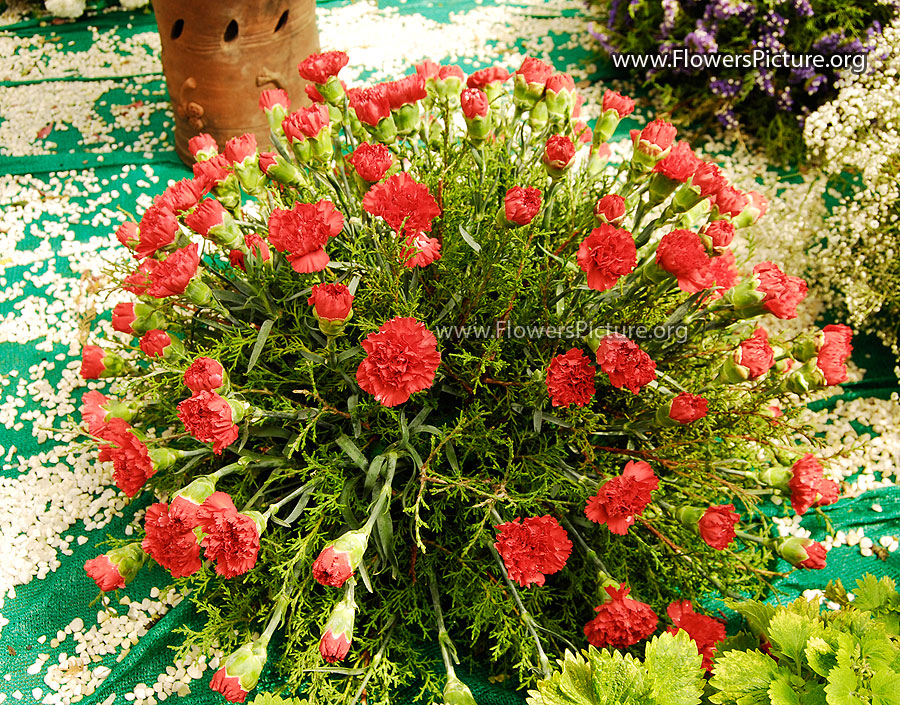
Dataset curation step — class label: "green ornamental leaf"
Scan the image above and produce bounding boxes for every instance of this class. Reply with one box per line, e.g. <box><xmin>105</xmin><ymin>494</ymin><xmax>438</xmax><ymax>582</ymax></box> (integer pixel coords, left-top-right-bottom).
<box><xmin>805</xmin><ymin>636</ymin><xmax>838</xmax><ymax>678</ymax></box>
<box><xmin>852</xmin><ymin>574</ymin><xmax>898</xmax><ymax>614</ymax></box>
<box><xmin>643</xmin><ymin>630</ymin><xmax>705</xmax><ymax>705</ymax></box>
<box><xmin>557</xmin><ymin>649</ymin><xmax>595</xmax><ymax>704</ymax></box>
<box><xmin>727</xmin><ymin>599</ymin><xmax>777</xmax><ymax>639</ymax></box>
<box><xmin>870</xmin><ymin>667</ymin><xmax>900</xmax><ymax>705</ymax></box>
<box><xmin>708</xmin><ymin>649</ymin><xmax>781</xmax><ymax>705</ymax></box>
<box><xmin>249</xmin><ymin>693</ymin><xmax>308</xmax><ymax>705</ymax></box>
<box><xmin>768</xmin><ymin>672</ymin><xmax>801</xmax><ymax>705</ymax></box>
<box><xmin>824</xmin><ymin>664</ymin><xmax>865</xmax><ymax>705</ymax></box>
<box><xmin>588</xmin><ymin>648</ymin><xmax>646</xmax><ymax>704</ymax></box>
<box><xmin>768</xmin><ymin>609</ymin><xmax>821</xmax><ymax>665</ymax></box>
<box><xmin>716</xmin><ymin>632</ymin><xmax>761</xmax><ymax>655</ymax></box>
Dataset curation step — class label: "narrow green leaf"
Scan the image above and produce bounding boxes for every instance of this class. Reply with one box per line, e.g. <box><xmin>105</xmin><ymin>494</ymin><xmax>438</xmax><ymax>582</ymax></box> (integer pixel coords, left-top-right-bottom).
<box><xmin>247</xmin><ymin>319</ymin><xmax>274</xmax><ymax>373</ymax></box>
<box><xmin>459</xmin><ymin>225</ymin><xmax>482</xmax><ymax>252</ymax></box>
<box><xmin>336</xmin><ymin>434</ymin><xmax>369</xmax><ymax>471</ymax></box>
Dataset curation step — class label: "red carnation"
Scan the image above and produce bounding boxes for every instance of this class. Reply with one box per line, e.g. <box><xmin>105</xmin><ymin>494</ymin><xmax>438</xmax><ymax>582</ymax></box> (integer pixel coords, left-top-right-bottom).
<box><xmin>141</xmin><ymin>501</ymin><xmax>202</xmax><ymax>578</ymax></box>
<box><xmin>577</xmin><ymin>224</ymin><xmax>637</xmax><ymax>292</ymax></box>
<box><xmin>98</xmin><ymin>418</ymin><xmax>155</xmax><ymax>497</ymax></box>
<box><xmin>223</xmin><ymin>133</ymin><xmax>257</xmax><ymax>165</ymax></box>
<box><xmin>817</xmin><ymin>324</ymin><xmax>853</xmax><ymax>385</ymax></box>
<box><xmin>259</xmin><ymin>88</ymin><xmax>289</xmax><ymax>112</ymax></box>
<box><xmin>669</xmin><ymin>392</ymin><xmax>708</xmax><ymax>423</ymax></box>
<box><xmin>546</xmin><ymin>348</ymin><xmax>596</xmax><ymax>407</ymax></box>
<box><xmin>601</xmin><ymin>90</ymin><xmax>635</xmax><ymax>118</ymax></box>
<box><xmin>504</xmin><ymin>186</ymin><xmax>542</xmax><ymax>226</ymax></box>
<box><xmin>112</xmin><ymin>302</ymin><xmax>137</xmax><ymax>335</ymax></box>
<box><xmin>298</xmin><ymin>51</ymin><xmax>349</xmax><ymax>84</ymax></box>
<box><xmin>666</xmin><ymin>601</ymin><xmax>726</xmax><ymax>671</ymax></box>
<box><xmin>362</xmin><ymin>173</ymin><xmax>441</xmax><ymax>235</ymax></box>
<box><xmin>384</xmin><ymin>73</ymin><xmax>427</xmax><ymax>109</ymax></box>
<box><xmin>704</xmin><ymin>250</ymin><xmax>739</xmax><ymax>298</ymax></box>
<box><xmin>467</xmin><ymin>66</ymin><xmax>510</xmax><ymax>90</ymax></box>
<box><xmin>349</xmin><ymin>143</ymin><xmax>392</xmax><ymax>183</ymax></box>
<box><xmin>184</xmin><ymin>357</ymin><xmax>226</xmax><ymax>393</ymax></box>
<box><xmin>656</xmin><ymin>229</ymin><xmax>713</xmax><ymax>292</ymax></box>
<box><xmin>192</xmin><ymin>153</ymin><xmax>231</xmax><ymax>191</ymax></box>
<box><xmin>691</xmin><ymin>162</ymin><xmax>727</xmax><ymax>199</ymax></box>
<box><xmin>80</xmin><ymin>390</ymin><xmax>111</xmax><ymax>437</ymax></box>
<box><xmin>139</xmin><ymin>329</ymin><xmax>174</xmax><ymax>358</ymax></box>
<box><xmin>635</xmin><ymin>119</ymin><xmax>676</xmax><ymax>157</ymax></box>
<box><xmin>595</xmin><ymin>334</ymin><xmax>656</xmax><ymax>394</ymax></box>
<box><xmin>308</xmin><ymin>283</ymin><xmax>354</xmax><ymax>321</ymax></box>
<box><xmin>817</xmin><ymin>478</ymin><xmax>840</xmax><ymax>507</ymax></box>
<box><xmin>543</xmin><ymin>134</ymin><xmax>576</xmax><ymax>172</ymax></box>
<box><xmin>400</xmin><ymin>231</ymin><xmax>441</xmax><ymax>268</ymax></box>
<box><xmin>185</xmin><ymin>199</ymin><xmax>227</xmax><ymax>237</ymax></box>
<box><xmin>736</xmin><ymin>327</ymin><xmax>775</xmax><ymax>380</ymax></box>
<box><xmin>356</xmin><ymin>317</ymin><xmax>441</xmax><ymax>407</ymax></box>
<box><xmin>312</xmin><ymin>546</ymin><xmax>351</xmax><ymax>586</ymax></box>
<box><xmin>515</xmin><ymin>57</ymin><xmax>553</xmax><ymax>86</ymax></box>
<box><xmin>188</xmin><ymin>133</ymin><xmax>218</xmax><ymax>160</ymax></box>
<box><xmin>698</xmin><ymin>504</ymin><xmax>739</xmax><ymax>550</ymax></box>
<box><xmin>83</xmin><ymin>554</ymin><xmax>126</xmax><ymax>592</ymax></box>
<box><xmin>320</xmin><ymin>629</ymin><xmax>351</xmax><ymax>663</ymax></box>
<box><xmin>585</xmin><ymin>460</ymin><xmax>658</xmax><ymax>534</ymax></box>
<box><xmin>267</xmin><ymin>200</ymin><xmax>343</xmax><ymax>273</ymax></box>
<box><xmin>788</xmin><ymin>454</ymin><xmax>834</xmax><ymax>515</ymax></box>
<box><xmin>494</xmin><ymin>516</ymin><xmax>573</xmax><ymax>587</ymax></box>
<box><xmin>282</xmin><ymin>104</ymin><xmax>330</xmax><ymax>141</ymax></box>
<box><xmin>197</xmin><ymin>492</ymin><xmax>261</xmax><ymax>578</ymax></box>
<box><xmin>156</xmin><ymin>178</ymin><xmax>205</xmax><ymax>214</ymax></box>
<box><xmin>146</xmin><ymin>243</ymin><xmax>200</xmax><ymax>298</ymax></box>
<box><xmin>177</xmin><ymin>390</ymin><xmax>240</xmax><ymax>454</ymax></box>
<box><xmin>799</xmin><ymin>542</ymin><xmax>828</xmax><ymax>569</ymax></box>
<box><xmin>134</xmin><ymin>204</ymin><xmax>179</xmax><ymax>260</ymax></box>
<box><xmin>703</xmin><ymin>220</ymin><xmax>735</xmax><ymax>249</ymax></box>
<box><xmin>594</xmin><ymin>194</ymin><xmax>626</xmax><ymax>225</ymax></box>
<box><xmin>81</xmin><ymin>345</ymin><xmax>106</xmax><ymax>379</ymax></box>
<box><xmin>348</xmin><ymin>85</ymin><xmax>391</xmax><ymax>126</ymax></box>
<box><xmin>714</xmin><ymin>184</ymin><xmax>749</xmax><ymax>218</ymax></box>
<box><xmin>209</xmin><ymin>670</ymin><xmax>248</xmax><ymax>703</ymax></box>
<box><xmin>753</xmin><ymin>262</ymin><xmax>808</xmax><ymax>319</ymax></box>
<box><xmin>546</xmin><ymin>72</ymin><xmax>575</xmax><ymax>95</ymax></box>
<box><xmin>461</xmin><ymin>88</ymin><xmax>490</xmax><ymax>119</ymax></box>
<box><xmin>116</xmin><ymin>221</ymin><xmax>138</xmax><ymax>249</ymax></box>
<box><xmin>652</xmin><ymin>141</ymin><xmax>701</xmax><ymax>182</ymax></box>
<box><xmin>584</xmin><ymin>584</ymin><xmax>658</xmax><ymax>648</ymax></box>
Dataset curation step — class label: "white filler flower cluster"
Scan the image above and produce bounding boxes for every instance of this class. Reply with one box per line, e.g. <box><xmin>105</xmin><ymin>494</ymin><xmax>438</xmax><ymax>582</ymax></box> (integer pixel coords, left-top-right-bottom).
<box><xmin>804</xmin><ymin>17</ymin><xmax>900</xmax><ymax>358</ymax></box>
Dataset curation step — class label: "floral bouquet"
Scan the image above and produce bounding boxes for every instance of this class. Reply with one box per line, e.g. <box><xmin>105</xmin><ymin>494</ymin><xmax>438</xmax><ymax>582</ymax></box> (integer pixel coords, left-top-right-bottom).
<box><xmin>588</xmin><ymin>0</ymin><xmax>896</xmax><ymax>162</ymax></box>
<box><xmin>78</xmin><ymin>52</ymin><xmax>853</xmax><ymax>703</ymax></box>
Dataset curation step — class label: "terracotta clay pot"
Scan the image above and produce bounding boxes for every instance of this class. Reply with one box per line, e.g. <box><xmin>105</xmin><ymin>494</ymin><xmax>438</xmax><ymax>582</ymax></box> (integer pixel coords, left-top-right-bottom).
<box><xmin>150</xmin><ymin>0</ymin><xmax>320</xmax><ymax>165</ymax></box>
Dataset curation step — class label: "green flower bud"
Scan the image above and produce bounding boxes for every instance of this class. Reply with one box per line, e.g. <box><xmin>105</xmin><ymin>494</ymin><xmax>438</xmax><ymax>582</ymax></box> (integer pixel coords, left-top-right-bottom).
<box><xmin>675</xmin><ymin>506</ymin><xmax>704</xmax><ymax>528</ymax></box>
<box><xmin>319</xmin><ymin>76</ymin><xmax>346</xmax><ymax>104</ymax></box>
<box><xmin>392</xmin><ymin>103</ymin><xmax>421</xmax><ymax>135</ymax></box>
<box><xmin>214</xmin><ymin>175</ymin><xmax>242</xmax><ymax>211</ymax></box>
<box><xmin>443</xmin><ymin>674</ymin><xmax>478</xmax><ymax>705</ymax></box>
<box><xmin>172</xmin><ymin>474</ymin><xmax>218</xmax><ymax>509</ymax></box>
<box><xmin>106</xmin><ymin>542</ymin><xmax>148</xmax><ymax>584</ymax></box>
<box><xmin>783</xmin><ymin>358</ymin><xmax>827</xmax><ymax>394</ymax></box>
<box><xmin>527</xmin><ymin>100</ymin><xmax>549</xmax><ymax>131</ymax></box>
<box><xmin>592</xmin><ymin>109</ymin><xmax>621</xmax><ymax>145</ymax></box>
<box><xmin>185</xmin><ymin>279</ymin><xmax>214</xmax><ymax>308</ymax></box>
<box><xmin>791</xmin><ymin>333</ymin><xmax>824</xmax><ymax>363</ymax></box>
<box><xmin>757</xmin><ymin>466</ymin><xmax>792</xmax><ymax>492</ymax></box>
<box><xmin>149</xmin><ymin>447</ymin><xmax>182</xmax><ymax>472</ymax></box>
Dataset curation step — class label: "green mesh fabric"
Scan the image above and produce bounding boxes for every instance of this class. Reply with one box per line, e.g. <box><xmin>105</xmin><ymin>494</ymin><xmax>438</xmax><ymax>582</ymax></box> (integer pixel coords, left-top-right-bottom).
<box><xmin>1</xmin><ymin>1</ymin><xmax>898</xmax><ymax>703</ymax></box>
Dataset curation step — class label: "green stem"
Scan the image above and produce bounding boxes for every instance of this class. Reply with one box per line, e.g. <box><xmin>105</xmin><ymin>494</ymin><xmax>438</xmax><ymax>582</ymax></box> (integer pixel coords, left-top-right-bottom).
<box><xmin>429</xmin><ymin>575</ymin><xmax>458</xmax><ymax>677</ymax></box>
<box><xmin>260</xmin><ymin>593</ymin><xmax>291</xmax><ymax>645</ymax></box>
<box><xmin>264</xmin><ymin>479</ymin><xmax>318</xmax><ymax>518</ymax></box>
<box><xmin>559</xmin><ymin>514</ymin><xmax>611</xmax><ymax>577</ymax></box>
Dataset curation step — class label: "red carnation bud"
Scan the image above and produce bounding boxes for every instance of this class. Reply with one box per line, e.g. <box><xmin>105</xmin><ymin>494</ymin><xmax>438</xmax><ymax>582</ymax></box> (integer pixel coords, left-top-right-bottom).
<box><xmin>593</xmin><ymin>194</ymin><xmax>626</xmax><ymax>225</ymax></box>
<box><xmin>546</xmin><ymin>348</ymin><xmax>596</xmax><ymax>407</ymax></box>
<box><xmin>502</xmin><ymin>186</ymin><xmax>542</xmax><ymax>227</ymax></box>
<box><xmin>730</xmin><ymin>327</ymin><xmax>775</xmax><ymax>381</ymax></box>
<box><xmin>80</xmin><ymin>345</ymin><xmax>124</xmax><ymax>379</ymax></box>
<box><xmin>84</xmin><ymin>542</ymin><xmax>146</xmax><ymax>592</ymax></box>
<box><xmin>542</xmin><ymin>134</ymin><xmax>576</xmax><ymax>178</ymax></box>
<box><xmin>775</xmin><ymin>536</ymin><xmax>828</xmax><ymax>569</ymax></box>
<box><xmin>319</xmin><ymin>588</ymin><xmax>357</xmax><ymax>663</ymax></box>
<box><xmin>817</xmin><ymin>324</ymin><xmax>853</xmax><ymax>385</ymax></box>
<box><xmin>652</xmin><ymin>141</ymin><xmax>701</xmax><ymax>183</ymax></box>
<box><xmin>283</xmin><ymin>104</ymin><xmax>330</xmax><ymax>141</ymax></box>
<box><xmin>223</xmin><ymin>133</ymin><xmax>257</xmax><ymax>165</ymax></box>
<box><xmin>348</xmin><ymin>85</ymin><xmax>392</xmax><ymax>127</ymax></box>
<box><xmin>134</xmin><ymin>204</ymin><xmax>179</xmax><ymax>260</ymax></box>
<box><xmin>714</xmin><ymin>184</ymin><xmax>749</xmax><ymax>218</ymax></box>
<box><xmin>585</xmin><ymin>460</ymin><xmax>658</xmax><ymax>534</ymax></box>
<box><xmin>112</xmin><ymin>302</ymin><xmax>137</xmax><ymax>335</ymax></box>
<box><xmin>634</xmin><ymin>119</ymin><xmax>676</xmax><ymax>158</ymax></box>
<box><xmin>734</xmin><ymin>190</ymin><xmax>769</xmax><ymax>227</ymax></box>
<box><xmin>192</xmin><ymin>153</ymin><xmax>231</xmax><ymax>190</ymax></box>
<box><xmin>258</xmin><ymin>88</ymin><xmax>289</xmax><ymax>112</ymax></box>
<box><xmin>584</xmin><ymin>583</ymin><xmax>658</xmax><ymax>648</ymax></box>
<box><xmin>384</xmin><ymin>73</ymin><xmax>427</xmax><ymax>109</ymax></box>
<box><xmin>308</xmin><ymin>283</ymin><xmax>354</xmax><ymax>336</ymax></box>
<box><xmin>691</xmin><ymin>162</ymin><xmax>727</xmax><ymax>199</ymax></box>
<box><xmin>703</xmin><ymin>219</ymin><xmax>735</xmax><ymax>250</ymax></box>
<box><xmin>139</xmin><ymin>329</ymin><xmax>177</xmax><ymax>358</ymax></box>
<box><xmin>187</xmin><ymin>133</ymin><xmax>218</xmax><ymax>160</ymax></box>
<box><xmin>115</xmin><ymin>220</ymin><xmax>139</xmax><ymax>249</ymax></box>
<box><xmin>312</xmin><ymin>529</ymin><xmax>369</xmax><ymax>587</ymax></box>
<box><xmin>461</xmin><ymin>88</ymin><xmax>490</xmax><ymax>119</ymax></box>
<box><xmin>209</xmin><ymin>638</ymin><xmax>268</xmax><ymax>703</ymax></box>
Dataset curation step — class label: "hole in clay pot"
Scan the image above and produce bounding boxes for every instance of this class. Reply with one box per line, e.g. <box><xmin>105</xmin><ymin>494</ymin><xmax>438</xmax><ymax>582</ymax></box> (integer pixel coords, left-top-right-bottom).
<box><xmin>170</xmin><ymin>19</ymin><xmax>184</xmax><ymax>40</ymax></box>
<box><xmin>224</xmin><ymin>19</ymin><xmax>239</xmax><ymax>42</ymax></box>
<box><xmin>275</xmin><ymin>10</ymin><xmax>289</xmax><ymax>32</ymax></box>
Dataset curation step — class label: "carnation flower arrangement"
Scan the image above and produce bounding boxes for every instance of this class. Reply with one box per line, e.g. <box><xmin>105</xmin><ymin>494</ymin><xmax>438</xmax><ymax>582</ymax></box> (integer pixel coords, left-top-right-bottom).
<box><xmin>78</xmin><ymin>51</ymin><xmax>854</xmax><ymax>703</ymax></box>
<box><xmin>588</xmin><ymin>0</ymin><xmax>896</xmax><ymax>162</ymax></box>
<box><xmin>805</xmin><ymin>16</ymin><xmax>900</xmax><ymax>364</ymax></box>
